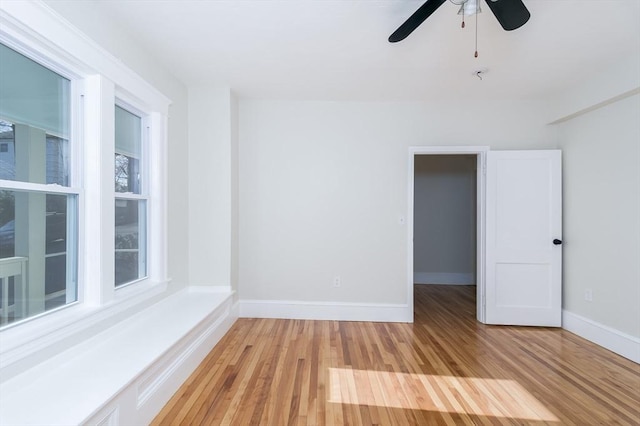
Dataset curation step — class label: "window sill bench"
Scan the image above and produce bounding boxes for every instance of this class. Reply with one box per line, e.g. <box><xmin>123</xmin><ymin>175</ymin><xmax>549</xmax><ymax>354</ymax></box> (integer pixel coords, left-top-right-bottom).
<box><xmin>0</xmin><ymin>287</ymin><xmax>237</xmax><ymax>426</ymax></box>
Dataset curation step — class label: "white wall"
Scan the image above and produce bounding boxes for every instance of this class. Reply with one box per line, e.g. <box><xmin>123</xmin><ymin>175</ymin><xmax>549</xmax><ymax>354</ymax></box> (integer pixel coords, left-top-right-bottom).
<box><xmin>414</xmin><ymin>155</ymin><xmax>476</xmax><ymax>285</ymax></box>
<box><xmin>238</xmin><ymin>100</ymin><xmax>556</xmax><ymax>306</ymax></box>
<box><xmin>557</xmin><ymin>93</ymin><xmax>640</xmax><ymax>338</ymax></box>
<box><xmin>188</xmin><ymin>88</ymin><xmax>238</xmax><ymax>289</ymax></box>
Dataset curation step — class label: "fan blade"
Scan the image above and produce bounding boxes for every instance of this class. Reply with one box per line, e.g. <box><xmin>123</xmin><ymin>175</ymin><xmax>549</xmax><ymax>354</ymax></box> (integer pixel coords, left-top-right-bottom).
<box><xmin>485</xmin><ymin>0</ymin><xmax>530</xmax><ymax>31</ymax></box>
<box><xmin>389</xmin><ymin>0</ymin><xmax>447</xmax><ymax>43</ymax></box>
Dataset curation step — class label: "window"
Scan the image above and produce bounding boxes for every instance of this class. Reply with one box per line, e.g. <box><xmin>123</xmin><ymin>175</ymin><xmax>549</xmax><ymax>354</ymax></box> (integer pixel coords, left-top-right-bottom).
<box><xmin>0</xmin><ymin>43</ymin><xmax>77</xmax><ymax>326</ymax></box>
<box><xmin>0</xmin><ymin>4</ymin><xmax>169</xmax><ymax>340</ymax></box>
<box><xmin>114</xmin><ymin>105</ymin><xmax>147</xmax><ymax>287</ymax></box>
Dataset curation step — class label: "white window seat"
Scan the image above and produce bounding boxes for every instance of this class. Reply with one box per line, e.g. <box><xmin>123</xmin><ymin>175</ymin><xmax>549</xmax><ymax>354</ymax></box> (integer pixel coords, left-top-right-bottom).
<box><xmin>0</xmin><ymin>287</ymin><xmax>237</xmax><ymax>426</ymax></box>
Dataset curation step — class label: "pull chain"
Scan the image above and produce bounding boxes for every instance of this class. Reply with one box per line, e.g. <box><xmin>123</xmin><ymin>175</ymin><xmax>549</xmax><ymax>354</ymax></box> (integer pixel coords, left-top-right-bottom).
<box><xmin>474</xmin><ymin>6</ymin><xmax>478</xmax><ymax>57</ymax></box>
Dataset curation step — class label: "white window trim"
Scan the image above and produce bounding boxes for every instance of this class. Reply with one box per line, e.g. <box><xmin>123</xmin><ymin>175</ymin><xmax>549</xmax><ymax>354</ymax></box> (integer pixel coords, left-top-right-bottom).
<box><xmin>0</xmin><ymin>1</ymin><xmax>171</xmax><ymax>380</ymax></box>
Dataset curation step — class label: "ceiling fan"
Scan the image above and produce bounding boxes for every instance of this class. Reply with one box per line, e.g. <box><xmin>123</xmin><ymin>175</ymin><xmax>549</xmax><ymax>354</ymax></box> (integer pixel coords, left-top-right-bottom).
<box><xmin>389</xmin><ymin>0</ymin><xmax>530</xmax><ymax>43</ymax></box>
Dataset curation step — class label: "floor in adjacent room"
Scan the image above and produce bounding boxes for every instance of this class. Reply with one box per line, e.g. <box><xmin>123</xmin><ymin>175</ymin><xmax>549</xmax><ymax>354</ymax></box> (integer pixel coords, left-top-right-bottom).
<box><xmin>153</xmin><ymin>285</ymin><xmax>640</xmax><ymax>425</ymax></box>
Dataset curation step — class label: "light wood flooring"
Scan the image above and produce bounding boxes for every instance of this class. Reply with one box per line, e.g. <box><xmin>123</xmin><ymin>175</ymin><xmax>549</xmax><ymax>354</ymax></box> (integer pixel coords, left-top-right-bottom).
<box><xmin>152</xmin><ymin>285</ymin><xmax>640</xmax><ymax>425</ymax></box>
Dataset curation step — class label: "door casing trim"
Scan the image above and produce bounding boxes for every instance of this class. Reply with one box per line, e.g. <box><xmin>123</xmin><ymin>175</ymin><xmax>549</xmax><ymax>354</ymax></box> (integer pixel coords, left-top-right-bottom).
<box><xmin>408</xmin><ymin>146</ymin><xmax>488</xmax><ymax>323</ymax></box>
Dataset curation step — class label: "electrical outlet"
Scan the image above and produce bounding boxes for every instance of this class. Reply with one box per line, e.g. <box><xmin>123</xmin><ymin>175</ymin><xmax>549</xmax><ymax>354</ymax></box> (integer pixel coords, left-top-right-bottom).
<box><xmin>584</xmin><ymin>289</ymin><xmax>593</xmax><ymax>302</ymax></box>
<box><xmin>333</xmin><ymin>276</ymin><xmax>341</xmax><ymax>288</ymax></box>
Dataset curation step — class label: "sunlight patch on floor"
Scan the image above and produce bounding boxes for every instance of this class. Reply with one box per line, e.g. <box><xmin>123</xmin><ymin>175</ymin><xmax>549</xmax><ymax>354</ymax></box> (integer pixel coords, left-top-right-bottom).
<box><xmin>328</xmin><ymin>368</ymin><xmax>559</xmax><ymax>422</ymax></box>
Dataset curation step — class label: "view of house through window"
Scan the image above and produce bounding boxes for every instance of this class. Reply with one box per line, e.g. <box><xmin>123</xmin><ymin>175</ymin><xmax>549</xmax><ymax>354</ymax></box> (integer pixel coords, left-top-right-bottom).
<box><xmin>0</xmin><ymin>42</ymin><xmax>77</xmax><ymax>326</ymax></box>
<box><xmin>115</xmin><ymin>105</ymin><xmax>147</xmax><ymax>287</ymax></box>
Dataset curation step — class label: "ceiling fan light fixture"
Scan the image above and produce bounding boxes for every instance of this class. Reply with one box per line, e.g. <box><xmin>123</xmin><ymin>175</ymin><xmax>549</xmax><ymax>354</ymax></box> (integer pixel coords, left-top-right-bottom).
<box><xmin>457</xmin><ymin>0</ymin><xmax>481</xmax><ymax>16</ymax></box>
<box><xmin>389</xmin><ymin>0</ymin><xmax>529</xmax><ymax>44</ymax></box>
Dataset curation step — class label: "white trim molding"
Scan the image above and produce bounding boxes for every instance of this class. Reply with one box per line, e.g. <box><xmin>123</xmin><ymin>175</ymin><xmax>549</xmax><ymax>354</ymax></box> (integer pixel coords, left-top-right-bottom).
<box><xmin>414</xmin><ymin>272</ymin><xmax>475</xmax><ymax>285</ymax></box>
<box><xmin>240</xmin><ymin>299</ymin><xmax>412</xmax><ymax>323</ymax></box>
<box><xmin>563</xmin><ymin>310</ymin><xmax>640</xmax><ymax>364</ymax></box>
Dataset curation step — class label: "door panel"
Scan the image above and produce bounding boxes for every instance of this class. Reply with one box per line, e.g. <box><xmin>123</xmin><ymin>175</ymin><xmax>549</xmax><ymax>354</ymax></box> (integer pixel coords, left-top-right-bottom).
<box><xmin>486</xmin><ymin>150</ymin><xmax>562</xmax><ymax>326</ymax></box>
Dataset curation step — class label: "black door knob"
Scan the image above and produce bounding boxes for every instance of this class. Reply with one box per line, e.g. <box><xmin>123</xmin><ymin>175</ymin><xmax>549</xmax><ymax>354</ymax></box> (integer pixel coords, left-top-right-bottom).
<box><xmin>553</xmin><ymin>239</ymin><xmax>562</xmax><ymax>245</ymax></box>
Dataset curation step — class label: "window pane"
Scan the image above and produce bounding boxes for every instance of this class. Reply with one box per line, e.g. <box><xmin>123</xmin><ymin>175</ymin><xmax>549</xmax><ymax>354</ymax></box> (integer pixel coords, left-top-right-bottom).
<box><xmin>115</xmin><ymin>199</ymin><xmax>146</xmax><ymax>286</ymax></box>
<box><xmin>0</xmin><ymin>43</ymin><xmax>70</xmax><ymax>186</ymax></box>
<box><xmin>0</xmin><ymin>190</ymin><xmax>14</xmax><ymax>258</ymax></box>
<box><xmin>114</xmin><ymin>106</ymin><xmax>141</xmax><ymax>193</ymax></box>
<box><xmin>0</xmin><ymin>43</ymin><xmax>70</xmax><ymax>137</ymax></box>
<box><xmin>46</xmin><ymin>134</ymin><xmax>70</xmax><ymax>186</ymax></box>
<box><xmin>0</xmin><ymin>121</ymin><xmax>15</xmax><ymax>181</ymax></box>
<box><xmin>115</xmin><ymin>153</ymin><xmax>140</xmax><ymax>193</ymax></box>
<box><xmin>0</xmin><ymin>124</ymin><xmax>70</xmax><ymax>187</ymax></box>
<box><xmin>0</xmin><ymin>190</ymin><xmax>77</xmax><ymax>327</ymax></box>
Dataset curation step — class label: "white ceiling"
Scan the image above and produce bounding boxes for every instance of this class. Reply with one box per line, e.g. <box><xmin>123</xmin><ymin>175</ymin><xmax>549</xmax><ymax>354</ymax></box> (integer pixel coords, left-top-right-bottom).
<box><xmin>50</xmin><ymin>0</ymin><xmax>640</xmax><ymax>101</ymax></box>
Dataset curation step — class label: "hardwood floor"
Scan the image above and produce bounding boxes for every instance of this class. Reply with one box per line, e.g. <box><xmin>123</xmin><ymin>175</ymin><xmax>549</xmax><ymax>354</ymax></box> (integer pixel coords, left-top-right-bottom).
<box><xmin>152</xmin><ymin>285</ymin><xmax>640</xmax><ymax>425</ymax></box>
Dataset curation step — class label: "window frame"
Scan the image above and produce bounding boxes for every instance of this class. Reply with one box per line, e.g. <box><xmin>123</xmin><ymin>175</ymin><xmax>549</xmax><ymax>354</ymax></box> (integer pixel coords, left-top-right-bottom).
<box><xmin>114</xmin><ymin>100</ymin><xmax>150</xmax><ymax>288</ymax></box>
<box><xmin>0</xmin><ymin>39</ymin><xmax>82</xmax><ymax>326</ymax></box>
<box><xmin>0</xmin><ymin>1</ymin><xmax>170</xmax><ymax>372</ymax></box>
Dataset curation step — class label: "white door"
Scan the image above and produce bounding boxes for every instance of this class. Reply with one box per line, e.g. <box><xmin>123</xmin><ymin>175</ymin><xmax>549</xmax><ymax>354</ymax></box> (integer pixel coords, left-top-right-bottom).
<box><xmin>485</xmin><ymin>150</ymin><xmax>562</xmax><ymax>326</ymax></box>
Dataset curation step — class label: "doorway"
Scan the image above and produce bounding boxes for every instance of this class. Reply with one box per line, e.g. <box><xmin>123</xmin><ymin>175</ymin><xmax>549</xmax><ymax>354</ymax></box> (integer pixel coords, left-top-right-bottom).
<box><xmin>414</xmin><ymin>154</ymin><xmax>476</xmax><ymax>277</ymax></box>
<box><xmin>407</xmin><ymin>147</ymin><xmax>488</xmax><ymax>323</ymax></box>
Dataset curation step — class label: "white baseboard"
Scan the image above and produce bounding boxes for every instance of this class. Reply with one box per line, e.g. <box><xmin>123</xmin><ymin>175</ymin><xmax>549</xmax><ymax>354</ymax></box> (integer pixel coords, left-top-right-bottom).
<box><xmin>240</xmin><ymin>299</ymin><xmax>412</xmax><ymax>323</ymax></box>
<box><xmin>414</xmin><ymin>272</ymin><xmax>475</xmax><ymax>285</ymax></box>
<box><xmin>562</xmin><ymin>310</ymin><xmax>640</xmax><ymax>363</ymax></box>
